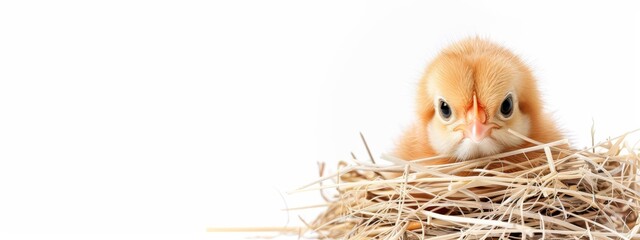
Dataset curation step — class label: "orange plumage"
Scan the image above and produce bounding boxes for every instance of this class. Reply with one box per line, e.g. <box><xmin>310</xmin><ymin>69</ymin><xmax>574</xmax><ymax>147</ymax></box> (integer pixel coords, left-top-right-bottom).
<box><xmin>396</xmin><ymin>38</ymin><xmax>563</xmax><ymax>163</ymax></box>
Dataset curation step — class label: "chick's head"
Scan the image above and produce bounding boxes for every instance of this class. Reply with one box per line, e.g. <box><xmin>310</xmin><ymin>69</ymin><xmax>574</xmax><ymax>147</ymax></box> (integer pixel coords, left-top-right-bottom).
<box><xmin>417</xmin><ymin>39</ymin><xmax>543</xmax><ymax>160</ymax></box>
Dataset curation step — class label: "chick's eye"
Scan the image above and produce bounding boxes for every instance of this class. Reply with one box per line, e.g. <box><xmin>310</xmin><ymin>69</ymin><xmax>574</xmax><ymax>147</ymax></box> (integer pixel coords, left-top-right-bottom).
<box><xmin>439</xmin><ymin>99</ymin><xmax>452</xmax><ymax>121</ymax></box>
<box><xmin>500</xmin><ymin>95</ymin><xmax>513</xmax><ymax>118</ymax></box>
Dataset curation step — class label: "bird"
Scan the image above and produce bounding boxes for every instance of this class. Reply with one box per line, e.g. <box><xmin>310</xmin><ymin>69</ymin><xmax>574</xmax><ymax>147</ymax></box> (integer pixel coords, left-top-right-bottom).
<box><xmin>395</xmin><ymin>38</ymin><xmax>563</xmax><ymax>163</ymax></box>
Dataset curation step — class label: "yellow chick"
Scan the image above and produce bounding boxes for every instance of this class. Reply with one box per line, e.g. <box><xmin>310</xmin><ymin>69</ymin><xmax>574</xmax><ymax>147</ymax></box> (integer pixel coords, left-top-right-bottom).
<box><xmin>396</xmin><ymin>38</ymin><xmax>563</xmax><ymax>162</ymax></box>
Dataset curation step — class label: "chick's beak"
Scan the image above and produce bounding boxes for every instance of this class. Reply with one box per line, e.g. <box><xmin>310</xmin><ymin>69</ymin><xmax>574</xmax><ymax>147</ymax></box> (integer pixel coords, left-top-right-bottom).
<box><xmin>456</xmin><ymin>94</ymin><xmax>498</xmax><ymax>142</ymax></box>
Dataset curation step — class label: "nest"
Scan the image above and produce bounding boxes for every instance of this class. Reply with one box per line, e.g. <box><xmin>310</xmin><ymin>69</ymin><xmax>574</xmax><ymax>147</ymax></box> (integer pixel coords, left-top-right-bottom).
<box><xmin>294</xmin><ymin>130</ymin><xmax>640</xmax><ymax>239</ymax></box>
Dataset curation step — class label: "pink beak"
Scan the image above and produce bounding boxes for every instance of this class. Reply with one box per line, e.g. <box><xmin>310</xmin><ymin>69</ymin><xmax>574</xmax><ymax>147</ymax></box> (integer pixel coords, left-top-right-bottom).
<box><xmin>461</xmin><ymin>93</ymin><xmax>497</xmax><ymax>142</ymax></box>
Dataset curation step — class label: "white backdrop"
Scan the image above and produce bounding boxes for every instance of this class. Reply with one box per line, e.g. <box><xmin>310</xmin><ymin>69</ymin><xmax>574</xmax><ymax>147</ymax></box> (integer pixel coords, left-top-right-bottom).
<box><xmin>0</xmin><ymin>1</ymin><xmax>638</xmax><ymax>239</ymax></box>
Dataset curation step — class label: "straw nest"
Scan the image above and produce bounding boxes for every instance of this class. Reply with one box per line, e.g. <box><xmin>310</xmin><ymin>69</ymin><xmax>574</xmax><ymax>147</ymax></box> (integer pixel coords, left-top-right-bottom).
<box><xmin>295</xmin><ymin>130</ymin><xmax>640</xmax><ymax>239</ymax></box>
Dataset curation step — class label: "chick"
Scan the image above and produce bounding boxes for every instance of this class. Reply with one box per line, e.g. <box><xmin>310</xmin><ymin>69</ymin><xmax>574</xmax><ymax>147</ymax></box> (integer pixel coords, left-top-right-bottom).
<box><xmin>396</xmin><ymin>38</ymin><xmax>562</xmax><ymax>162</ymax></box>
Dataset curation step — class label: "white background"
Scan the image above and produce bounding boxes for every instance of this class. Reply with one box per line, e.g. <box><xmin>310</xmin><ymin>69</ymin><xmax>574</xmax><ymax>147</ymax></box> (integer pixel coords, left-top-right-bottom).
<box><xmin>0</xmin><ymin>1</ymin><xmax>638</xmax><ymax>239</ymax></box>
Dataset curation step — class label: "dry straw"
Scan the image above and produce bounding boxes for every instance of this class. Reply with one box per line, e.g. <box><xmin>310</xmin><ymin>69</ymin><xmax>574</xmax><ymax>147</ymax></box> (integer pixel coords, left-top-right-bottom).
<box><xmin>208</xmin><ymin>129</ymin><xmax>640</xmax><ymax>239</ymax></box>
<box><xmin>290</xmin><ymin>129</ymin><xmax>640</xmax><ymax>239</ymax></box>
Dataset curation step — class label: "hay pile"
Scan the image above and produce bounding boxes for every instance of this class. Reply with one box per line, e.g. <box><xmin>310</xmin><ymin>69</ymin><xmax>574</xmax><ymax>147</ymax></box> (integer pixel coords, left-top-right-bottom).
<box><xmin>295</xmin><ymin>130</ymin><xmax>640</xmax><ymax>239</ymax></box>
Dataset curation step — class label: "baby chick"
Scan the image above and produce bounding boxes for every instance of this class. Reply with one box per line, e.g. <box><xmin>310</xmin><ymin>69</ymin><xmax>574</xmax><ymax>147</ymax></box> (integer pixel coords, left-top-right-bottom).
<box><xmin>396</xmin><ymin>38</ymin><xmax>562</xmax><ymax>162</ymax></box>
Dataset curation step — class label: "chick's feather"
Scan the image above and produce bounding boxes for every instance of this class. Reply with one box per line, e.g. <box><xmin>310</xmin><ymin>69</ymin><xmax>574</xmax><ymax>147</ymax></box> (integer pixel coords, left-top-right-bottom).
<box><xmin>396</xmin><ymin>38</ymin><xmax>563</xmax><ymax>162</ymax></box>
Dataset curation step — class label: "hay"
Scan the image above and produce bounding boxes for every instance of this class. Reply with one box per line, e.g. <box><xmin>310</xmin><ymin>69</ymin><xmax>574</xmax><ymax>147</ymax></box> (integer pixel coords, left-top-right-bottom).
<box><xmin>293</xmin><ymin>130</ymin><xmax>640</xmax><ymax>239</ymax></box>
